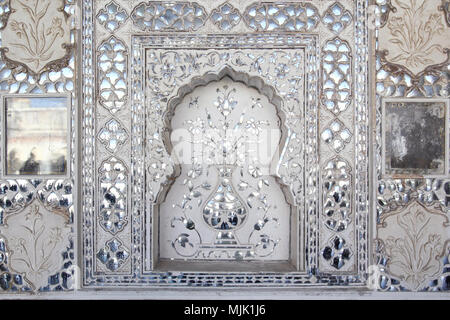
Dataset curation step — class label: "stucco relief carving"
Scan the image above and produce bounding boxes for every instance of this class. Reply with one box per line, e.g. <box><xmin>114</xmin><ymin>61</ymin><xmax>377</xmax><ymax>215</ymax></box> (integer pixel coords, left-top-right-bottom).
<box><xmin>377</xmin><ymin>201</ymin><xmax>450</xmax><ymax>291</ymax></box>
<box><xmin>0</xmin><ymin>0</ymin><xmax>71</xmax><ymax>76</ymax></box>
<box><xmin>378</xmin><ymin>0</ymin><xmax>450</xmax><ymax>75</ymax></box>
<box><xmin>439</xmin><ymin>0</ymin><xmax>450</xmax><ymax>27</ymax></box>
<box><xmin>0</xmin><ymin>200</ymin><xmax>71</xmax><ymax>290</ymax></box>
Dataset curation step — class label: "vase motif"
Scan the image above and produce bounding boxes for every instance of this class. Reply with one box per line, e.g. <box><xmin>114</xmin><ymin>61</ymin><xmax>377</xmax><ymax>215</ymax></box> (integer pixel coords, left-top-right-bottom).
<box><xmin>202</xmin><ymin>166</ymin><xmax>248</xmax><ymax>244</ymax></box>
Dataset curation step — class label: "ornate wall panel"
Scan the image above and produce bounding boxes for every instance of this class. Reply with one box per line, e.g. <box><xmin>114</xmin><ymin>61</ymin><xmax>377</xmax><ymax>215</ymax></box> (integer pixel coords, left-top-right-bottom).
<box><xmin>374</xmin><ymin>0</ymin><xmax>450</xmax><ymax>292</ymax></box>
<box><xmin>0</xmin><ymin>0</ymin><xmax>447</xmax><ymax>297</ymax></box>
<box><xmin>78</xmin><ymin>0</ymin><xmax>370</xmax><ymax>289</ymax></box>
<box><xmin>0</xmin><ymin>0</ymin><xmax>78</xmax><ymax>293</ymax></box>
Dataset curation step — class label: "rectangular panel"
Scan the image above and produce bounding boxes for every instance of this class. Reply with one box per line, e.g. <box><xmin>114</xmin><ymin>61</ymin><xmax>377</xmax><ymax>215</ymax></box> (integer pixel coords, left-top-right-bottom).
<box><xmin>382</xmin><ymin>99</ymin><xmax>449</xmax><ymax>177</ymax></box>
<box><xmin>82</xmin><ymin>0</ymin><xmax>370</xmax><ymax>289</ymax></box>
<box><xmin>0</xmin><ymin>0</ymin><xmax>78</xmax><ymax>294</ymax></box>
<box><xmin>374</xmin><ymin>0</ymin><xmax>450</xmax><ymax>292</ymax></box>
<box><xmin>2</xmin><ymin>95</ymin><xmax>70</xmax><ymax>177</ymax></box>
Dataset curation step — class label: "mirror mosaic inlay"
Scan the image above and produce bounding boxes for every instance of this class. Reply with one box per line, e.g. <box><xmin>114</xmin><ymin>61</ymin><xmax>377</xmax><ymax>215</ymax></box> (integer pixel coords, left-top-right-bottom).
<box><xmin>0</xmin><ymin>0</ymin><xmax>447</xmax><ymax>297</ymax></box>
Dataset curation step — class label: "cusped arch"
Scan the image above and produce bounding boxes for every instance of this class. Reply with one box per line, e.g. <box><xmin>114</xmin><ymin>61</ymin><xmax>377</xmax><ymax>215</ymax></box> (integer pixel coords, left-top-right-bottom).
<box><xmin>155</xmin><ymin>67</ymin><xmax>300</xmax><ymax>263</ymax></box>
<box><xmin>159</xmin><ymin>66</ymin><xmax>295</xmax><ymax>205</ymax></box>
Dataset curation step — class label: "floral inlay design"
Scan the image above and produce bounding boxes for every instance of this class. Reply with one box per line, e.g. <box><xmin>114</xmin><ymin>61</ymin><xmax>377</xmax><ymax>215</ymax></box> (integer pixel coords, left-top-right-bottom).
<box><xmin>98</xmin><ymin>35</ymin><xmax>128</xmax><ymax>114</ymax></box>
<box><xmin>0</xmin><ymin>180</ymin><xmax>36</xmax><ymax>216</ymax></box>
<box><xmin>96</xmin><ymin>238</ymin><xmax>129</xmax><ymax>271</ymax></box>
<box><xmin>0</xmin><ymin>0</ymin><xmax>71</xmax><ymax>76</ymax></box>
<box><xmin>96</xmin><ymin>1</ymin><xmax>129</xmax><ymax>33</ymax></box>
<box><xmin>322</xmin><ymin>157</ymin><xmax>352</xmax><ymax>233</ymax></box>
<box><xmin>322</xmin><ymin>2</ymin><xmax>353</xmax><ymax>34</ymax></box>
<box><xmin>0</xmin><ymin>201</ymin><xmax>71</xmax><ymax>290</ymax></box>
<box><xmin>377</xmin><ymin>201</ymin><xmax>449</xmax><ymax>291</ymax></box>
<box><xmin>98</xmin><ymin>157</ymin><xmax>128</xmax><ymax>235</ymax></box>
<box><xmin>98</xmin><ymin>119</ymin><xmax>129</xmax><ymax>153</ymax></box>
<box><xmin>321</xmin><ymin>119</ymin><xmax>352</xmax><ymax>153</ymax></box>
<box><xmin>322</xmin><ymin>235</ymin><xmax>352</xmax><ymax>270</ymax></box>
<box><xmin>131</xmin><ymin>1</ymin><xmax>207</xmax><ymax>32</ymax></box>
<box><xmin>322</xmin><ymin>37</ymin><xmax>352</xmax><ymax>115</ymax></box>
<box><xmin>159</xmin><ymin>78</ymin><xmax>290</xmax><ymax>261</ymax></box>
<box><xmin>380</xmin><ymin>0</ymin><xmax>448</xmax><ymax>75</ymax></box>
<box><xmin>210</xmin><ymin>2</ymin><xmax>241</xmax><ymax>31</ymax></box>
<box><xmin>145</xmin><ymin>48</ymin><xmax>306</xmax><ymax>207</ymax></box>
<box><xmin>0</xmin><ymin>236</ymin><xmax>27</xmax><ymax>291</ymax></box>
<box><xmin>243</xmin><ymin>2</ymin><xmax>320</xmax><ymax>32</ymax></box>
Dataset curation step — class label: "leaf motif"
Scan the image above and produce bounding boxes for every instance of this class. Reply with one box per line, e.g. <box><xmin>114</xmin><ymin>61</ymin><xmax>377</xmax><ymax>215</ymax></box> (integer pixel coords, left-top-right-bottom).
<box><xmin>191</xmin><ymin>191</ymin><xmax>202</xmax><ymax>198</ymax></box>
<box><xmin>415</xmin><ymin>0</ymin><xmax>426</xmax><ymax>12</ymax></box>
<box><xmin>389</xmin><ymin>39</ymin><xmax>403</xmax><ymax>44</ymax></box>
<box><xmin>201</xmin><ymin>182</ymin><xmax>212</xmax><ymax>190</ymax></box>
<box><xmin>389</xmin><ymin>54</ymin><xmax>405</xmax><ymax>62</ymax></box>
<box><xmin>395</xmin><ymin>0</ymin><xmax>411</xmax><ymax>10</ymax></box>
<box><xmin>238</xmin><ymin>183</ymin><xmax>248</xmax><ymax>191</ymax></box>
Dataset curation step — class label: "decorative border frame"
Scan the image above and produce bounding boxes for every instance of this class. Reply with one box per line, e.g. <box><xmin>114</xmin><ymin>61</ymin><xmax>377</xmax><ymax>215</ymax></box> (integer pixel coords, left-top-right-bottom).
<box><xmin>0</xmin><ymin>93</ymin><xmax>72</xmax><ymax>180</ymax></box>
<box><xmin>140</xmin><ymin>35</ymin><xmax>313</xmax><ymax>276</ymax></box>
<box><xmin>82</xmin><ymin>0</ymin><xmax>370</xmax><ymax>288</ymax></box>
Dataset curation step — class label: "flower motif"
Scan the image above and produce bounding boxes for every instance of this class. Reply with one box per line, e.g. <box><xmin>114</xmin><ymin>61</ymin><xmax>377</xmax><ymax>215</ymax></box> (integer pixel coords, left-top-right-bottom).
<box><xmin>96</xmin><ymin>239</ymin><xmax>130</xmax><ymax>271</ymax></box>
<box><xmin>275</xmin><ymin>63</ymin><xmax>289</xmax><ymax>79</ymax></box>
<box><xmin>380</xmin><ymin>202</ymin><xmax>448</xmax><ymax>291</ymax></box>
<box><xmin>46</xmin><ymin>18</ymin><xmax>64</xmax><ymax>37</ymax></box>
<box><xmin>214</xmin><ymin>85</ymin><xmax>237</xmax><ymax>117</ymax></box>
<box><xmin>184</xmin><ymin>117</ymin><xmax>205</xmax><ymax>135</ymax></box>
<box><xmin>322</xmin><ymin>236</ymin><xmax>352</xmax><ymax>269</ymax></box>
<box><xmin>96</xmin><ymin>1</ymin><xmax>129</xmax><ymax>33</ymax></box>
<box><xmin>98</xmin><ymin>119</ymin><xmax>129</xmax><ymax>153</ymax></box>
<box><xmin>9</xmin><ymin>20</ymin><xmax>26</xmax><ymax>38</ymax></box>
<box><xmin>251</xmin><ymin>97</ymin><xmax>263</xmax><ymax>109</ymax></box>
<box><xmin>187</xmin><ymin>164</ymin><xmax>203</xmax><ymax>179</ymax></box>
<box><xmin>1</xmin><ymin>202</ymin><xmax>70</xmax><ymax>290</ymax></box>
<box><xmin>248</xmin><ymin>165</ymin><xmax>262</xmax><ymax>178</ymax></box>
<box><xmin>210</xmin><ymin>2</ymin><xmax>241</xmax><ymax>31</ymax></box>
<box><xmin>386</xmin><ymin>0</ymin><xmax>446</xmax><ymax>70</ymax></box>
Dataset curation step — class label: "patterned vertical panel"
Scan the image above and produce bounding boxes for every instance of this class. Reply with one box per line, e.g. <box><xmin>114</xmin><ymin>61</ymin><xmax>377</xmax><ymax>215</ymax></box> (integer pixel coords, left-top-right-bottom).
<box><xmin>97</xmin><ymin>36</ymin><xmax>128</xmax><ymax>115</ymax></box>
<box><xmin>0</xmin><ymin>0</ymin><xmax>77</xmax><ymax>293</ymax></box>
<box><xmin>320</xmin><ymin>157</ymin><xmax>353</xmax><ymax>271</ymax></box>
<box><xmin>321</xmin><ymin>37</ymin><xmax>352</xmax><ymax>116</ymax></box>
<box><xmin>94</xmin><ymin>1</ymin><xmax>132</xmax><ymax>276</ymax></box>
<box><xmin>82</xmin><ymin>0</ymin><xmax>96</xmax><ymax>287</ymax></box>
<box><xmin>318</xmin><ymin>1</ymin><xmax>356</xmax><ymax>275</ymax></box>
<box><xmin>375</xmin><ymin>0</ymin><xmax>450</xmax><ymax>291</ymax></box>
<box><xmin>354</xmin><ymin>0</ymin><xmax>370</xmax><ymax>282</ymax></box>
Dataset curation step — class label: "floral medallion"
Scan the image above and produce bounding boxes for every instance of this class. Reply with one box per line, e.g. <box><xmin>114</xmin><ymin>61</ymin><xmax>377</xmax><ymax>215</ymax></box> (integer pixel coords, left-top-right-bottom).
<box><xmin>0</xmin><ymin>0</ymin><xmax>72</xmax><ymax>76</ymax></box>
<box><xmin>0</xmin><ymin>200</ymin><xmax>71</xmax><ymax>290</ymax></box>
<box><xmin>377</xmin><ymin>201</ymin><xmax>450</xmax><ymax>291</ymax></box>
<box><xmin>379</xmin><ymin>0</ymin><xmax>449</xmax><ymax>75</ymax></box>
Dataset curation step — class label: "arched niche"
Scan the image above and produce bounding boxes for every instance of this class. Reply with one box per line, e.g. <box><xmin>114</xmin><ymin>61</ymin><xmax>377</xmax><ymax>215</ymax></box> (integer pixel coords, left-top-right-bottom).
<box><xmin>153</xmin><ymin>68</ymin><xmax>300</xmax><ymax>272</ymax></box>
